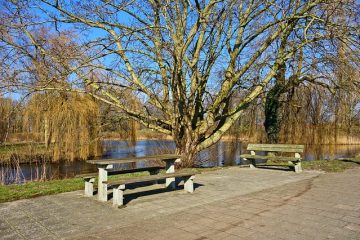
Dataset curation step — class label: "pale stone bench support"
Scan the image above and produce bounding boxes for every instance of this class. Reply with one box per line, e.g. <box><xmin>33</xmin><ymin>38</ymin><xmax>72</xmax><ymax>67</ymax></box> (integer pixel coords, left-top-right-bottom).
<box><xmin>165</xmin><ymin>159</ymin><xmax>176</xmax><ymax>189</ymax></box>
<box><xmin>84</xmin><ymin>177</ymin><xmax>95</xmax><ymax>197</ymax></box>
<box><xmin>294</xmin><ymin>162</ymin><xmax>302</xmax><ymax>173</ymax></box>
<box><xmin>98</xmin><ymin>165</ymin><xmax>112</xmax><ymax>202</ymax></box>
<box><xmin>113</xmin><ymin>184</ymin><xmax>125</xmax><ymax>207</ymax></box>
<box><xmin>293</xmin><ymin>153</ymin><xmax>302</xmax><ymax>173</ymax></box>
<box><xmin>249</xmin><ymin>151</ymin><xmax>256</xmax><ymax>169</ymax></box>
<box><xmin>184</xmin><ymin>176</ymin><xmax>195</xmax><ymax>193</ymax></box>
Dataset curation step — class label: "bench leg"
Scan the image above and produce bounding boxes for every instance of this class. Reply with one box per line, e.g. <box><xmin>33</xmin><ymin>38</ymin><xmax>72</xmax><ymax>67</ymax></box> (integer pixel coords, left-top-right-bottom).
<box><xmin>113</xmin><ymin>185</ymin><xmax>125</xmax><ymax>207</ymax></box>
<box><xmin>294</xmin><ymin>161</ymin><xmax>302</xmax><ymax>173</ymax></box>
<box><xmin>84</xmin><ymin>177</ymin><xmax>95</xmax><ymax>197</ymax></box>
<box><xmin>166</xmin><ymin>178</ymin><xmax>176</xmax><ymax>190</ymax></box>
<box><xmin>184</xmin><ymin>176</ymin><xmax>195</xmax><ymax>193</ymax></box>
<box><xmin>249</xmin><ymin>159</ymin><xmax>256</xmax><ymax>169</ymax></box>
<box><xmin>288</xmin><ymin>161</ymin><xmax>295</xmax><ymax>171</ymax></box>
<box><xmin>165</xmin><ymin>160</ymin><xmax>176</xmax><ymax>190</ymax></box>
<box><xmin>98</xmin><ymin>167</ymin><xmax>108</xmax><ymax>202</ymax></box>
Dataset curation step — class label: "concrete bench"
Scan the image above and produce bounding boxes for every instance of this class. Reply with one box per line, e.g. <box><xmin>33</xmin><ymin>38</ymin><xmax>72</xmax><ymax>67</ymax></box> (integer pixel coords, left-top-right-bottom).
<box><xmin>76</xmin><ymin>166</ymin><xmax>162</xmax><ymax>197</ymax></box>
<box><xmin>104</xmin><ymin>171</ymin><xmax>195</xmax><ymax>207</ymax></box>
<box><xmin>87</xmin><ymin>154</ymin><xmax>181</xmax><ymax>202</ymax></box>
<box><xmin>240</xmin><ymin>144</ymin><xmax>304</xmax><ymax>173</ymax></box>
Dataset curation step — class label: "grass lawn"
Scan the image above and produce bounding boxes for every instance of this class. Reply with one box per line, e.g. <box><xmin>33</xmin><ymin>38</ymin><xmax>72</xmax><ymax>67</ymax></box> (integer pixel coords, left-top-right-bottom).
<box><xmin>0</xmin><ymin>178</ymin><xmax>84</xmax><ymax>203</ymax></box>
<box><xmin>302</xmin><ymin>158</ymin><xmax>360</xmax><ymax>172</ymax></box>
<box><xmin>266</xmin><ymin>157</ymin><xmax>360</xmax><ymax>172</ymax></box>
<box><xmin>0</xmin><ymin>159</ymin><xmax>359</xmax><ymax>204</ymax></box>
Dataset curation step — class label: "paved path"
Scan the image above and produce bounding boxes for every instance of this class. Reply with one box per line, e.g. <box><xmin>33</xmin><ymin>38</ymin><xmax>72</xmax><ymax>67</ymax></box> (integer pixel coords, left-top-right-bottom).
<box><xmin>1</xmin><ymin>167</ymin><xmax>360</xmax><ymax>239</ymax></box>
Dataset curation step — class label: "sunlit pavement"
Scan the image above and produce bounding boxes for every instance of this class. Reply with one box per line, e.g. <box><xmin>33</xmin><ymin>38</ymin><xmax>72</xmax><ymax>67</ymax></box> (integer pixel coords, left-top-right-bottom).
<box><xmin>1</xmin><ymin>167</ymin><xmax>360</xmax><ymax>239</ymax></box>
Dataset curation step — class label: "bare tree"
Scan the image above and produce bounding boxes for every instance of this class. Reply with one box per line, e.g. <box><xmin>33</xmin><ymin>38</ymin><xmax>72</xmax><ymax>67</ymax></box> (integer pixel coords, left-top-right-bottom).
<box><xmin>0</xmin><ymin>0</ymin><xmax>354</xmax><ymax>166</ymax></box>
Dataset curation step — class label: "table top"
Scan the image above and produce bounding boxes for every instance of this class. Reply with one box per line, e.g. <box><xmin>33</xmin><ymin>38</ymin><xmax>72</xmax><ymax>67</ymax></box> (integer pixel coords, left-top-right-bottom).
<box><xmin>86</xmin><ymin>154</ymin><xmax>182</xmax><ymax>165</ymax></box>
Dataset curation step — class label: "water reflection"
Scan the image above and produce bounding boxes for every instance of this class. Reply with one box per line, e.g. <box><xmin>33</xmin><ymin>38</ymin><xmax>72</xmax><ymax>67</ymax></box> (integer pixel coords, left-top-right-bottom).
<box><xmin>101</xmin><ymin>140</ymin><xmax>176</xmax><ymax>159</ymax></box>
<box><xmin>196</xmin><ymin>139</ymin><xmax>246</xmax><ymax>167</ymax></box>
<box><xmin>1</xmin><ymin>140</ymin><xmax>360</xmax><ymax>184</ymax></box>
<box><xmin>304</xmin><ymin>144</ymin><xmax>360</xmax><ymax>160</ymax></box>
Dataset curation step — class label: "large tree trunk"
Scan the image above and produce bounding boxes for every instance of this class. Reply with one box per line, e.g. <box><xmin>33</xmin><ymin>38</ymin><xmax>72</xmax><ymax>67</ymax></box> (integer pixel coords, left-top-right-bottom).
<box><xmin>175</xmin><ymin>145</ymin><xmax>198</xmax><ymax>168</ymax></box>
<box><xmin>173</xmin><ymin>128</ymin><xmax>199</xmax><ymax>167</ymax></box>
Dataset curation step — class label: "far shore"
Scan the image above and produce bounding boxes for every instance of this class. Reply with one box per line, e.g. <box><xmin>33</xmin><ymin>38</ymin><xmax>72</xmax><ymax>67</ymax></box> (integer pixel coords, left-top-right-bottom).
<box><xmin>1</xmin><ymin>138</ymin><xmax>359</xmax><ymax>164</ymax></box>
<box><xmin>3</xmin><ymin>133</ymin><xmax>360</xmax><ymax>145</ymax></box>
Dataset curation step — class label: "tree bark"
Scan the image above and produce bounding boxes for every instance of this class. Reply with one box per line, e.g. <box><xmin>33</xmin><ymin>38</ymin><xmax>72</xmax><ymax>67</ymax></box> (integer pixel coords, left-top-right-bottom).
<box><xmin>264</xmin><ymin>84</ymin><xmax>285</xmax><ymax>144</ymax></box>
<box><xmin>264</xmin><ymin>62</ymin><xmax>287</xmax><ymax>144</ymax></box>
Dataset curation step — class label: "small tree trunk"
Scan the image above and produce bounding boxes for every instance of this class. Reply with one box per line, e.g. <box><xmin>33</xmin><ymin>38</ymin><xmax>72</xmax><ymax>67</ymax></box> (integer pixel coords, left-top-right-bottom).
<box><xmin>264</xmin><ymin>84</ymin><xmax>284</xmax><ymax>144</ymax></box>
<box><xmin>44</xmin><ymin>116</ymin><xmax>50</xmax><ymax>149</ymax></box>
<box><xmin>264</xmin><ymin>62</ymin><xmax>288</xmax><ymax>144</ymax></box>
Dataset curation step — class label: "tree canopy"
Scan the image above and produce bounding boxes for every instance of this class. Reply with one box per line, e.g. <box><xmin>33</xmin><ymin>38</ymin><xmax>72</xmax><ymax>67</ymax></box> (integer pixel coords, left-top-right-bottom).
<box><xmin>1</xmin><ymin>0</ymin><xmax>359</xmax><ymax>166</ymax></box>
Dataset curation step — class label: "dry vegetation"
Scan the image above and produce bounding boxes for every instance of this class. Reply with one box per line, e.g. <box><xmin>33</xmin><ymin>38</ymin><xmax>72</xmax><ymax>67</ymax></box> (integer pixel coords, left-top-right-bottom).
<box><xmin>0</xmin><ymin>92</ymin><xmax>102</xmax><ymax>162</ymax></box>
<box><xmin>25</xmin><ymin>92</ymin><xmax>102</xmax><ymax>161</ymax></box>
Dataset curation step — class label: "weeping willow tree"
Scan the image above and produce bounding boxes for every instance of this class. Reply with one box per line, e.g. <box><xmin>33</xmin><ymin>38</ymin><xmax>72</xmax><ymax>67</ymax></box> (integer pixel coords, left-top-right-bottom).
<box><xmin>24</xmin><ymin>92</ymin><xmax>102</xmax><ymax>161</ymax></box>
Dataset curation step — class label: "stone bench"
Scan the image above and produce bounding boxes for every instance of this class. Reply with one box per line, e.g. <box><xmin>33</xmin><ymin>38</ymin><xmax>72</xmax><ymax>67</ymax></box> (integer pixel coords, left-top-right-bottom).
<box><xmin>87</xmin><ymin>154</ymin><xmax>181</xmax><ymax>202</ymax></box>
<box><xmin>240</xmin><ymin>144</ymin><xmax>304</xmax><ymax>173</ymax></box>
<box><xmin>76</xmin><ymin>166</ymin><xmax>163</xmax><ymax>197</ymax></box>
<box><xmin>103</xmin><ymin>171</ymin><xmax>195</xmax><ymax>207</ymax></box>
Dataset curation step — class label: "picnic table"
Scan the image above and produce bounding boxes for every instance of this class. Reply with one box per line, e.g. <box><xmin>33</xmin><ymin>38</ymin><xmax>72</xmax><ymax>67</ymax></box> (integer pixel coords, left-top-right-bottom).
<box><xmin>86</xmin><ymin>154</ymin><xmax>182</xmax><ymax>201</ymax></box>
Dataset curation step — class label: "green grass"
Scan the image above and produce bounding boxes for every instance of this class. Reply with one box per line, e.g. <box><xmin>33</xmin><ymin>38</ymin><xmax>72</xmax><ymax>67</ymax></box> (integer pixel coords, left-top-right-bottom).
<box><xmin>267</xmin><ymin>157</ymin><xmax>360</xmax><ymax>172</ymax></box>
<box><xmin>0</xmin><ymin>142</ymin><xmax>45</xmax><ymax>152</ymax></box>
<box><xmin>0</xmin><ymin>178</ymin><xmax>84</xmax><ymax>203</ymax></box>
<box><xmin>302</xmin><ymin>158</ymin><xmax>360</xmax><ymax>172</ymax></box>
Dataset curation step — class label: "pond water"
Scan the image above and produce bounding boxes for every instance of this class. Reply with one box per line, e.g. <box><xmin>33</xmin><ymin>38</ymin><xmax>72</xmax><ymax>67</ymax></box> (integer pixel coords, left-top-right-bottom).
<box><xmin>1</xmin><ymin>140</ymin><xmax>360</xmax><ymax>184</ymax></box>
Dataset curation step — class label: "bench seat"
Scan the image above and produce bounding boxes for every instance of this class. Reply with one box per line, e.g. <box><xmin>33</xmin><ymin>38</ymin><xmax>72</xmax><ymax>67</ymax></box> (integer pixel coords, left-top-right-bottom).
<box><xmin>105</xmin><ymin>171</ymin><xmax>195</xmax><ymax>207</ymax></box>
<box><xmin>239</xmin><ymin>154</ymin><xmax>301</xmax><ymax>162</ymax></box>
<box><xmin>76</xmin><ymin>166</ymin><xmax>162</xmax><ymax>179</ymax></box>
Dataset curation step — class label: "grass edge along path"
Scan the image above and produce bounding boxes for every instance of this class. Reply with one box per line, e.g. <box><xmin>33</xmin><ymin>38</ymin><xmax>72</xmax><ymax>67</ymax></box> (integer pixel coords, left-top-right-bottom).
<box><xmin>0</xmin><ymin>159</ymin><xmax>359</xmax><ymax>204</ymax></box>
